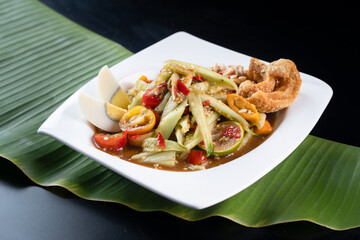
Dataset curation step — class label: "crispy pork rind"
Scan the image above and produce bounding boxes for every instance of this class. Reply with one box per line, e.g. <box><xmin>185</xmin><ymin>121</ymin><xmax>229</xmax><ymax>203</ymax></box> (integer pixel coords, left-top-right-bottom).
<box><xmin>239</xmin><ymin>58</ymin><xmax>302</xmax><ymax>113</ymax></box>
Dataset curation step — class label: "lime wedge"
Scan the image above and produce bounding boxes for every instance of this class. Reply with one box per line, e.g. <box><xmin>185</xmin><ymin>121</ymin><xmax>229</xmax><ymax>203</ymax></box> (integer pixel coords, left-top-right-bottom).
<box><xmin>199</xmin><ymin>121</ymin><xmax>244</xmax><ymax>156</ymax></box>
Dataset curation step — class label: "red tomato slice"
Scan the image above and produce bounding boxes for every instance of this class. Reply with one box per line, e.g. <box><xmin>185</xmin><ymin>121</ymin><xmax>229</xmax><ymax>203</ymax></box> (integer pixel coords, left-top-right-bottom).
<box><xmin>141</xmin><ymin>83</ymin><xmax>167</xmax><ymax>108</ymax></box>
<box><xmin>94</xmin><ymin>132</ymin><xmax>127</xmax><ymax>151</ymax></box>
<box><xmin>187</xmin><ymin>150</ymin><xmax>208</xmax><ymax>165</ymax></box>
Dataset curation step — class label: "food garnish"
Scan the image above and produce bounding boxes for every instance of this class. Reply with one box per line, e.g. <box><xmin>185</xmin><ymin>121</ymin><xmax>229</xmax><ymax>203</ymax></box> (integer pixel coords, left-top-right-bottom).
<box><xmin>79</xmin><ymin>58</ymin><xmax>302</xmax><ymax>171</ymax></box>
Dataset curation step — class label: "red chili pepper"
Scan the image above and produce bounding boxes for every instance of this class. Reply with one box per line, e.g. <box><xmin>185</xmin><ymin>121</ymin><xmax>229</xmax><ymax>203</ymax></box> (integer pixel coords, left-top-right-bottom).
<box><xmin>114</xmin><ymin>130</ymin><xmax>128</xmax><ymax>151</ymax></box>
<box><xmin>202</xmin><ymin>100</ymin><xmax>210</xmax><ymax>106</ymax></box>
<box><xmin>157</xmin><ymin>132</ymin><xmax>166</xmax><ymax>148</ymax></box>
<box><xmin>222</xmin><ymin>126</ymin><xmax>241</xmax><ymax>138</ymax></box>
<box><xmin>176</xmin><ymin>79</ymin><xmax>190</xmax><ymax>95</ymax></box>
<box><xmin>193</xmin><ymin>74</ymin><xmax>203</xmax><ymax>81</ymax></box>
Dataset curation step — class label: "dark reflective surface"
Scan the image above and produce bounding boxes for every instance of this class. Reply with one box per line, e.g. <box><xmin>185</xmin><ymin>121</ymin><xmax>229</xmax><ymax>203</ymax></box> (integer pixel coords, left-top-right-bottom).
<box><xmin>1</xmin><ymin>0</ymin><xmax>359</xmax><ymax>239</ymax></box>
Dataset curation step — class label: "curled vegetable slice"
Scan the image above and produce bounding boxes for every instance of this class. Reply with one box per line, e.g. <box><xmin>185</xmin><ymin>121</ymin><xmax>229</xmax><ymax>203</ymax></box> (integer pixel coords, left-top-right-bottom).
<box><xmin>119</xmin><ymin>106</ymin><xmax>156</xmax><ymax>134</ymax></box>
<box><xmin>227</xmin><ymin>94</ymin><xmax>260</xmax><ymax>122</ymax></box>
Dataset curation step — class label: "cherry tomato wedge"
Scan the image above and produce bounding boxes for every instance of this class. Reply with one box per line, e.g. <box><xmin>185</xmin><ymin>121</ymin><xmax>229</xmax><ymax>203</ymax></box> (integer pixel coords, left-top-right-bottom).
<box><xmin>119</xmin><ymin>106</ymin><xmax>156</xmax><ymax>134</ymax></box>
<box><xmin>94</xmin><ymin>131</ymin><xmax>127</xmax><ymax>151</ymax></box>
<box><xmin>187</xmin><ymin>150</ymin><xmax>208</xmax><ymax>165</ymax></box>
<box><xmin>141</xmin><ymin>83</ymin><xmax>167</xmax><ymax>108</ymax></box>
<box><xmin>227</xmin><ymin>94</ymin><xmax>260</xmax><ymax>122</ymax></box>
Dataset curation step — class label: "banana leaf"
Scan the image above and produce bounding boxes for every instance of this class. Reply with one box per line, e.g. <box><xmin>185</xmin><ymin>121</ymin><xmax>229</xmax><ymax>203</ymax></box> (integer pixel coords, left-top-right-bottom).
<box><xmin>1</xmin><ymin>0</ymin><xmax>360</xmax><ymax>230</ymax></box>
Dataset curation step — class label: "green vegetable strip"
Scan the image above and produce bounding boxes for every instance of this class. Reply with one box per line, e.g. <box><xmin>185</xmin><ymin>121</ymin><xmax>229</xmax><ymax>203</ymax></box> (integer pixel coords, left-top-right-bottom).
<box><xmin>142</xmin><ymin>138</ymin><xmax>186</xmax><ymax>152</ymax></box>
<box><xmin>178</xmin><ymin>115</ymin><xmax>190</xmax><ymax>133</ymax></box>
<box><xmin>163</xmin><ymin>60</ymin><xmax>238</xmax><ymax>91</ymax></box>
<box><xmin>184</xmin><ymin>111</ymin><xmax>220</xmax><ymax>150</ymax></box>
<box><xmin>155</xmin><ymin>92</ymin><xmax>171</xmax><ymax>113</ymax></box>
<box><xmin>131</xmin><ymin>152</ymin><xmax>156</xmax><ymax>160</ymax></box>
<box><xmin>142</xmin><ymin>151</ymin><xmax>176</xmax><ymax>167</ymax></box>
<box><xmin>132</xmin><ymin>151</ymin><xmax>176</xmax><ymax>167</ymax></box>
<box><xmin>189</xmin><ymin>81</ymin><xmax>210</xmax><ymax>94</ymax></box>
<box><xmin>127</xmin><ymin>80</ymin><xmax>148</xmax><ymax>97</ymax></box>
<box><xmin>156</xmin><ymin>99</ymin><xmax>187</xmax><ymax>139</ymax></box>
<box><xmin>188</xmin><ymin>93</ymin><xmax>214</xmax><ymax>156</ymax></box>
<box><xmin>163</xmin><ymin>60</ymin><xmax>194</xmax><ymax>76</ymax></box>
<box><xmin>154</xmin><ymin>69</ymin><xmax>172</xmax><ymax>85</ymax></box>
<box><xmin>129</xmin><ymin>90</ymin><xmax>144</xmax><ymax>108</ymax></box>
<box><xmin>200</xmin><ymin>94</ymin><xmax>256</xmax><ymax>135</ymax></box>
<box><xmin>161</xmin><ymin>97</ymin><xmax>179</xmax><ymax>120</ymax></box>
<box><xmin>175</xmin><ymin>126</ymin><xmax>185</xmax><ymax>146</ymax></box>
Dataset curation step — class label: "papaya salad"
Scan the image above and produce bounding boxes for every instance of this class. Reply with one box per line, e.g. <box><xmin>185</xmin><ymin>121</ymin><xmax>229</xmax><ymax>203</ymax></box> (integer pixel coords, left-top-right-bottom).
<box><xmin>79</xmin><ymin>58</ymin><xmax>301</xmax><ymax>171</ymax></box>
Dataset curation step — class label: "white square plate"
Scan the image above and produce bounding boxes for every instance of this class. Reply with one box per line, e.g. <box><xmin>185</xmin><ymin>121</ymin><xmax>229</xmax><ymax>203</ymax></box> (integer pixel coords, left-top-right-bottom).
<box><xmin>38</xmin><ymin>32</ymin><xmax>333</xmax><ymax>209</ymax></box>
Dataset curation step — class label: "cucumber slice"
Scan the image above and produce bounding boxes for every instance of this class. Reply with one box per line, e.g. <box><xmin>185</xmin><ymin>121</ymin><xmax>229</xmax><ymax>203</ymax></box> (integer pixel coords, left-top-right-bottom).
<box><xmin>188</xmin><ymin>92</ymin><xmax>214</xmax><ymax>156</ymax></box>
<box><xmin>156</xmin><ymin>99</ymin><xmax>187</xmax><ymax>139</ymax></box>
<box><xmin>142</xmin><ymin>138</ymin><xmax>186</xmax><ymax>152</ymax></box>
<box><xmin>131</xmin><ymin>151</ymin><xmax>176</xmax><ymax>167</ymax></box>
<box><xmin>199</xmin><ymin>121</ymin><xmax>244</xmax><ymax>156</ymax></box>
<box><xmin>129</xmin><ymin>90</ymin><xmax>144</xmax><ymax>108</ymax></box>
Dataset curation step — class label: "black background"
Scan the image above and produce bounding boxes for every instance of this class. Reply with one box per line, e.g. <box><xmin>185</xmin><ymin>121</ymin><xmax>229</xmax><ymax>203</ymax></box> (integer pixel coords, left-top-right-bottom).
<box><xmin>0</xmin><ymin>0</ymin><xmax>359</xmax><ymax>239</ymax></box>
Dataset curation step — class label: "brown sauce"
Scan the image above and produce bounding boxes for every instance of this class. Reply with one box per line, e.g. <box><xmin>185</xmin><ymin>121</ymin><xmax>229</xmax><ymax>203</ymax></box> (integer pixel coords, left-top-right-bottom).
<box><xmin>94</xmin><ymin>110</ymin><xmax>283</xmax><ymax>171</ymax></box>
